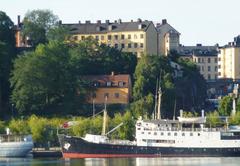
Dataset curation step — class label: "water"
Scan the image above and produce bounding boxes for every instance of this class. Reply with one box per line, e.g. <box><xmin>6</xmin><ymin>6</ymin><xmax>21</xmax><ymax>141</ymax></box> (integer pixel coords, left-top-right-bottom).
<box><xmin>0</xmin><ymin>157</ymin><xmax>240</xmax><ymax>166</ymax></box>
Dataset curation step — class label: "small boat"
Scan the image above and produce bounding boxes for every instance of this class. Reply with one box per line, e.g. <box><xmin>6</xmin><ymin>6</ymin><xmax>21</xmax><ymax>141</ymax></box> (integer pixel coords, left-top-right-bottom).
<box><xmin>0</xmin><ymin>132</ymin><xmax>33</xmax><ymax>157</ymax></box>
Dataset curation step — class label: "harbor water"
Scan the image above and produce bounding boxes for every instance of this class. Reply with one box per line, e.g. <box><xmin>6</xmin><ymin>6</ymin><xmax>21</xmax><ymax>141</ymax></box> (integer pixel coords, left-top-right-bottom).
<box><xmin>0</xmin><ymin>157</ymin><xmax>240</xmax><ymax>166</ymax></box>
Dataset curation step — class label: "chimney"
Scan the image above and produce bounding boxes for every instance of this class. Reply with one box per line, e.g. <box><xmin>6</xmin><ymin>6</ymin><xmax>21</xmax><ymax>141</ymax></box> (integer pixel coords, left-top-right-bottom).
<box><xmin>17</xmin><ymin>15</ymin><xmax>21</xmax><ymax>26</ymax></box>
<box><xmin>78</xmin><ymin>21</ymin><xmax>81</xmax><ymax>24</ymax></box>
<box><xmin>196</xmin><ymin>43</ymin><xmax>202</xmax><ymax>47</ymax></box>
<box><xmin>180</xmin><ymin>109</ymin><xmax>183</xmax><ymax>117</ymax></box>
<box><xmin>97</xmin><ymin>20</ymin><xmax>101</xmax><ymax>24</ymax></box>
<box><xmin>106</xmin><ymin>20</ymin><xmax>110</xmax><ymax>24</ymax></box>
<box><xmin>138</xmin><ymin>24</ymin><xmax>142</xmax><ymax>30</ymax></box>
<box><xmin>162</xmin><ymin>19</ymin><xmax>167</xmax><ymax>25</ymax></box>
<box><xmin>114</xmin><ymin>20</ymin><xmax>117</xmax><ymax>23</ymax></box>
<box><xmin>86</xmin><ymin>20</ymin><xmax>91</xmax><ymax>24</ymax></box>
<box><xmin>201</xmin><ymin>110</ymin><xmax>205</xmax><ymax>118</ymax></box>
<box><xmin>118</xmin><ymin>19</ymin><xmax>122</xmax><ymax>24</ymax></box>
<box><xmin>137</xmin><ymin>18</ymin><xmax>142</xmax><ymax>23</ymax></box>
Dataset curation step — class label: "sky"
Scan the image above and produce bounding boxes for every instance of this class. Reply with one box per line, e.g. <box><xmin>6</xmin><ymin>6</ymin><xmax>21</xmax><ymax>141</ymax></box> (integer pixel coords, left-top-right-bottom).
<box><xmin>1</xmin><ymin>0</ymin><xmax>240</xmax><ymax>46</ymax></box>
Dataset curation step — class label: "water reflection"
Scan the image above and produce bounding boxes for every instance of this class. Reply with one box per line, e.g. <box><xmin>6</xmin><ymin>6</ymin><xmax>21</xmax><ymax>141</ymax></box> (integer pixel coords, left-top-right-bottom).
<box><xmin>0</xmin><ymin>157</ymin><xmax>240</xmax><ymax>166</ymax></box>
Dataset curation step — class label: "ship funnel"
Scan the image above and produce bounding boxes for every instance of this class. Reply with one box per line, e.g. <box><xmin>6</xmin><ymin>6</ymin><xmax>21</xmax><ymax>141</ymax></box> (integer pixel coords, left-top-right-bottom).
<box><xmin>180</xmin><ymin>109</ymin><xmax>183</xmax><ymax>117</ymax></box>
<box><xmin>201</xmin><ymin>110</ymin><xmax>204</xmax><ymax>118</ymax></box>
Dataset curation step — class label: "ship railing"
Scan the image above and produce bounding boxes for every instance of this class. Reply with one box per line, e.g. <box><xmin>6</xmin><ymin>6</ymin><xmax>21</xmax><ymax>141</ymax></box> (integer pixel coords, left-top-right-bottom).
<box><xmin>0</xmin><ymin>134</ymin><xmax>31</xmax><ymax>143</ymax></box>
<box><xmin>107</xmin><ymin>140</ymin><xmax>136</xmax><ymax>146</ymax></box>
<box><xmin>143</xmin><ymin>127</ymin><xmax>226</xmax><ymax>132</ymax></box>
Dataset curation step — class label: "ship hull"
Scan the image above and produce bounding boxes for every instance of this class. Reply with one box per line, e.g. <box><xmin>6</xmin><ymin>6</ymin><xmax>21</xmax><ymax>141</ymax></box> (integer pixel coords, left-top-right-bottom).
<box><xmin>58</xmin><ymin>135</ymin><xmax>240</xmax><ymax>158</ymax></box>
<box><xmin>0</xmin><ymin>142</ymin><xmax>33</xmax><ymax>157</ymax></box>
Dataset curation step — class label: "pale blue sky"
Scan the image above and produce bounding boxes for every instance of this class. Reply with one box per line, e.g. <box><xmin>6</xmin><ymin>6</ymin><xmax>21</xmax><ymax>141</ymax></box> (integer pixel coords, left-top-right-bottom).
<box><xmin>1</xmin><ymin>0</ymin><xmax>240</xmax><ymax>46</ymax></box>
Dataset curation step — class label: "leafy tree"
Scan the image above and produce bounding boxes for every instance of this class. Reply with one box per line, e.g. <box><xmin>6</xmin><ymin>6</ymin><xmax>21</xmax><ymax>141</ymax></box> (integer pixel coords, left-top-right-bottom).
<box><xmin>0</xmin><ymin>11</ymin><xmax>16</xmax><ymax>118</ymax></box>
<box><xmin>229</xmin><ymin>111</ymin><xmax>240</xmax><ymax>125</ymax></box>
<box><xmin>206</xmin><ymin>111</ymin><xmax>221</xmax><ymax>127</ymax></box>
<box><xmin>218</xmin><ymin>96</ymin><xmax>232</xmax><ymax>116</ymax></box>
<box><xmin>8</xmin><ymin>118</ymin><xmax>30</xmax><ymax>134</ymax></box>
<box><xmin>22</xmin><ymin>9</ymin><xmax>58</xmax><ymax>46</ymax></box>
<box><xmin>0</xmin><ymin>121</ymin><xmax>5</xmax><ymax>134</ymax></box>
<box><xmin>46</xmin><ymin>25</ymin><xmax>70</xmax><ymax>42</ymax></box>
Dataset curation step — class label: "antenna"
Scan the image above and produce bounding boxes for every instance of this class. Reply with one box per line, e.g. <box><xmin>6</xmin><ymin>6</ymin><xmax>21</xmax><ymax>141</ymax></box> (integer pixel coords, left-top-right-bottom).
<box><xmin>154</xmin><ymin>78</ymin><xmax>159</xmax><ymax>119</ymax></box>
<box><xmin>157</xmin><ymin>71</ymin><xmax>162</xmax><ymax>120</ymax></box>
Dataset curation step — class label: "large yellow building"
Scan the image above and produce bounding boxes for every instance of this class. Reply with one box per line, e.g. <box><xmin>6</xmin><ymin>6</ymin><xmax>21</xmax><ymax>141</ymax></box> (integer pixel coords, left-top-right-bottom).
<box><xmin>218</xmin><ymin>36</ymin><xmax>240</xmax><ymax>80</ymax></box>
<box><xmin>83</xmin><ymin>73</ymin><xmax>132</xmax><ymax>105</ymax></box>
<box><xmin>63</xmin><ymin>19</ymin><xmax>158</xmax><ymax>57</ymax></box>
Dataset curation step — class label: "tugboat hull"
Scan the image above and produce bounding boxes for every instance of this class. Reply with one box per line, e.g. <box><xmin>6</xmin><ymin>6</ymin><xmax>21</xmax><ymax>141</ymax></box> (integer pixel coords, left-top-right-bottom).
<box><xmin>58</xmin><ymin>134</ymin><xmax>240</xmax><ymax>158</ymax></box>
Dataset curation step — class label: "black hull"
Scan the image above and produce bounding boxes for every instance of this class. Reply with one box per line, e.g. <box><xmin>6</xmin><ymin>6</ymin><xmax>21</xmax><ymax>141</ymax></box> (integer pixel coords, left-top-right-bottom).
<box><xmin>58</xmin><ymin>134</ymin><xmax>240</xmax><ymax>158</ymax></box>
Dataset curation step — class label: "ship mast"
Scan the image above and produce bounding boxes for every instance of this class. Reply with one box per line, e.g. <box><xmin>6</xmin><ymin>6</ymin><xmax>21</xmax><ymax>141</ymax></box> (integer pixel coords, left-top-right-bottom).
<box><xmin>157</xmin><ymin>79</ymin><xmax>162</xmax><ymax>120</ymax></box>
<box><xmin>154</xmin><ymin>78</ymin><xmax>159</xmax><ymax>119</ymax></box>
<box><xmin>102</xmin><ymin>96</ymin><xmax>108</xmax><ymax>135</ymax></box>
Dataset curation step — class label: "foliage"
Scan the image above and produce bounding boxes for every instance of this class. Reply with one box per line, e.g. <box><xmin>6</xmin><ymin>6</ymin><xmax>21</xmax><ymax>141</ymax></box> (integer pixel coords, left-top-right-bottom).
<box><xmin>218</xmin><ymin>96</ymin><xmax>232</xmax><ymax>116</ymax></box>
<box><xmin>46</xmin><ymin>25</ymin><xmax>70</xmax><ymax>42</ymax></box>
<box><xmin>182</xmin><ymin>111</ymin><xmax>199</xmax><ymax>117</ymax></box>
<box><xmin>0</xmin><ymin>121</ymin><xmax>5</xmax><ymax>134</ymax></box>
<box><xmin>206</xmin><ymin>111</ymin><xmax>221</xmax><ymax>127</ymax></box>
<box><xmin>229</xmin><ymin>111</ymin><xmax>240</xmax><ymax>125</ymax></box>
<box><xmin>0</xmin><ymin>11</ymin><xmax>16</xmax><ymax>118</ymax></box>
<box><xmin>8</xmin><ymin>118</ymin><xmax>30</xmax><ymax>134</ymax></box>
<box><xmin>22</xmin><ymin>9</ymin><xmax>58</xmax><ymax>46</ymax></box>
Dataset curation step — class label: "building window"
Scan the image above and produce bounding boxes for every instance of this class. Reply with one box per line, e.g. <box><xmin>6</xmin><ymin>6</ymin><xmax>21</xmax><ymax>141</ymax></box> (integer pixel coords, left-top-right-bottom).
<box><xmin>128</xmin><ymin>43</ymin><xmax>132</xmax><ymax>48</ymax></box>
<box><xmin>198</xmin><ymin>58</ymin><xmax>201</xmax><ymax>63</ymax></box>
<box><xmin>161</xmin><ymin>132</ymin><xmax>164</xmax><ymax>136</ymax></box>
<box><xmin>218</xmin><ymin>65</ymin><xmax>221</xmax><ymax>69</ymax></box>
<box><xmin>101</xmin><ymin>35</ymin><xmax>104</xmax><ymax>40</ymax></box>
<box><xmin>104</xmin><ymin>93</ymin><xmax>109</xmax><ymax>98</ymax></box>
<box><xmin>154</xmin><ymin>132</ymin><xmax>157</xmax><ymax>135</ymax></box>
<box><xmin>81</xmin><ymin>36</ymin><xmax>85</xmax><ymax>40</ymax></box>
<box><xmin>198</xmin><ymin>133</ymin><xmax>200</xmax><ymax>136</ymax></box>
<box><xmin>215</xmin><ymin>74</ymin><xmax>218</xmax><ymax>79</ymax></box>
<box><xmin>118</xmin><ymin>81</ymin><xmax>124</xmax><ymax>87</ymax></box>
<box><xmin>215</xmin><ymin>66</ymin><xmax>218</xmax><ymax>72</ymax></box>
<box><xmin>140</xmin><ymin>43</ymin><xmax>144</xmax><ymax>48</ymax></box>
<box><xmin>202</xmin><ymin>66</ymin><xmax>204</xmax><ymax>71</ymax></box>
<box><xmin>93</xmin><ymin>82</ymin><xmax>100</xmax><ymax>87</ymax></box>
<box><xmin>215</xmin><ymin>58</ymin><xmax>217</xmax><ymax>63</ymax></box>
<box><xmin>140</xmin><ymin>34</ymin><xmax>144</xmax><ymax>39</ymax></box>
<box><xmin>108</xmin><ymin>35</ymin><xmax>112</xmax><ymax>40</ymax></box>
<box><xmin>208</xmin><ymin>74</ymin><xmax>211</xmax><ymax>80</ymax></box>
<box><xmin>208</xmin><ymin>58</ymin><xmax>211</xmax><ymax>63</ymax></box>
<box><xmin>95</xmin><ymin>35</ymin><xmax>99</xmax><ymax>40</ymax></box>
<box><xmin>73</xmin><ymin>36</ymin><xmax>78</xmax><ymax>40</ymax></box>
<box><xmin>114</xmin><ymin>35</ymin><xmax>118</xmax><ymax>40</ymax></box>
<box><xmin>134</xmin><ymin>43</ymin><xmax>138</xmax><ymax>48</ymax></box>
<box><xmin>208</xmin><ymin>66</ymin><xmax>211</xmax><ymax>71</ymax></box>
<box><xmin>202</xmin><ymin>58</ymin><xmax>204</xmax><ymax>63</ymax></box>
<box><xmin>106</xmin><ymin>81</ymin><xmax>112</xmax><ymax>86</ymax></box>
<box><xmin>218</xmin><ymin>57</ymin><xmax>221</xmax><ymax>61</ymax></box>
<box><xmin>114</xmin><ymin>44</ymin><xmax>118</xmax><ymax>48</ymax></box>
<box><xmin>115</xmin><ymin>93</ymin><xmax>119</xmax><ymax>98</ymax></box>
<box><xmin>121</xmin><ymin>35</ymin><xmax>125</xmax><ymax>40</ymax></box>
<box><xmin>128</xmin><ymin>34</ymin><xmax>131</xmax><ymax>39</ymax></box>
<box><xmin>121</xmin><ymin>43</ymin><xmax>125</xmax><ymax>48</ymax></box>
<box><xmin>134</xmin><ymin>34</ymin><xmax>137</xmax><ymax>39</ymax></box>
<box><xmin>218</xmin><ymin>72</ymin><xmax>221</xmax><ymax>76</ymax></box>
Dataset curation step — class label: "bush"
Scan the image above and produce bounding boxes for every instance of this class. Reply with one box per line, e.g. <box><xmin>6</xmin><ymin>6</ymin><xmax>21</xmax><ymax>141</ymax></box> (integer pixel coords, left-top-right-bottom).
<box><xmin>8</xmin><ymin>118</ymin><xmax>30</xmax><ymax>134</ymax></box>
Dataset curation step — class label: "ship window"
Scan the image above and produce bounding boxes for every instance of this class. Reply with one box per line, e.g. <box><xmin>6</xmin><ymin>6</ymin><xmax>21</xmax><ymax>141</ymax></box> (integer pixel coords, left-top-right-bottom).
<box><xmin>148</xmin><ymin>132</ymin><xmax>151</xmax><ymax>135</ymax></box>
<box><xmin>137</xmin><ymin>128</ymin><xmax>141</xmax><ymax>130</ymax></box>
<box><xmin>174</xmin><ymin>133</ymin><xmax>177</xmax><ymax>136</ymax></box>
<box><xmin>141</xmin><ymin>132</ymin><xmax>144</xmax><ymax>134</ymax></box>
<box><xmin>161</xmin><ymin>132</ymin><xmax>164</xmax><ymax>136</ymax></box>
<box><xmin>190</xmin><ymin>133</ymin><xmax>193</xmax><ymax>136</ymax></box>
<box><xmin>154</xmin><ymin>132</ymin><xmax>157</xmax><ymax>135</ymax></box>
<box><xmin>198</xmin><ymin>133</ymin><xmax>200</xmax><ymax>136</ymax></box>
<box><xmin>182</xmin><ymin>133</ymin><xmax>185</xmax><ymax>136</ymax></box>
<box><xmin>168</xmin><ymin>133</ymin><xmax>171</xmax><ymax>136</ymax></box>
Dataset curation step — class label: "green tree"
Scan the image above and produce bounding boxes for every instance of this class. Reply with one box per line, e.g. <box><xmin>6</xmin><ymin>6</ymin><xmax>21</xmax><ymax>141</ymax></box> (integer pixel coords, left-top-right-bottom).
<box><xmin>46</xmin><ymin>25</ymin><xmax>70</xmax><ymax>42</ymax></box>
<box><xmin>206</xmin><ymin>111</ymin><xmax>221</xmax><ymax>127</ymax></box>
<box><xmin>0</xmin><ymin>11</ymin><xmax>16</xmax><ymax>118</ymax></box>
<box><xmin>10</xmin><ymin>41</ymin><xmax>82</xmax><ymax>114</ymax></box>
<box><xmin>218</xmin><ymin>96</ymin><xmax>232</xmax><ymax>116</ymax></box>
<box><xmin>8</xmin><ymin>118</ymin><xmax>30</xmax><ymax>134</ymax></box>
<box><xmin>0</xmin><ymin>121</ymin><xmax>5</xmax><ymax>134</ymax></box>
<box><xmin>22</xmin><ymin>9</ymin><xmax>58</xmax><ymax>46</ymax></box>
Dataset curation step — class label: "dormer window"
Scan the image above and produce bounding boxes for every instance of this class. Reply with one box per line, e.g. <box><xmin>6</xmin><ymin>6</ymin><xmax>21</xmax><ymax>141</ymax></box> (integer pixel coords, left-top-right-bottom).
<box><xmin>118</xmin><ymin>81</ymin><xmax>124</xmax><ymax>87</ymax></box>
<box><xmin>106</xmin><ymin>81</ymin><xmax>112</xmax><ymax>87</ymax></box>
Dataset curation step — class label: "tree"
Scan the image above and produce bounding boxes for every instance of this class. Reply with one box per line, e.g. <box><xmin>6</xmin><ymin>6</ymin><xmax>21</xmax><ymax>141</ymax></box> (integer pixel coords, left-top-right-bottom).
<box><xmin>10</xmin><ymin>41</ymin><xmax>82</xmax><ymax>114</ymax></box>
<box><xmin>0</xmin><ymin>11</ymin><xmax>16</xmax><ymax>118</ymax></box>
<box><xmin>46</xmin><ymin>25</ymin><xmax>70</xmax><ymax>42</ymax></box>
<box><xmin>218</xmin><ymin>96</ymin><xmax>232</xmax><ymax>116</ymax></box>
<box><xmin>206</xmin><ymin>111</ymin><xmax>221</xmax><ymax>127</ymax></box>
<box><xmin>22</xmin><ymin>9</ymin><xmax>58</xmax><ymax>46</ymax></box>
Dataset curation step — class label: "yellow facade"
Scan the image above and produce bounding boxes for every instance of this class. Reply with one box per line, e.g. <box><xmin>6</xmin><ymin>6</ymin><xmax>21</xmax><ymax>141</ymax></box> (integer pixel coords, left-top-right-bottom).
<box><xmin>218</xmin><ymin>47</ymin><xmax>240</xmax><ymax>80</ymax></box>
<box><xmin>88</xmin><ymin>88</ymin><xmax>130</xmax><ymax>104</ymax></box>
<box><xmin>68</xmin><ymin>21</ymin><xmax>158</xmax><ymax>57</ymax></box>
<box><xmin>193</xmin><ymin>55</ymin><xmax>218</xmax><ymax>81</ymax></box>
